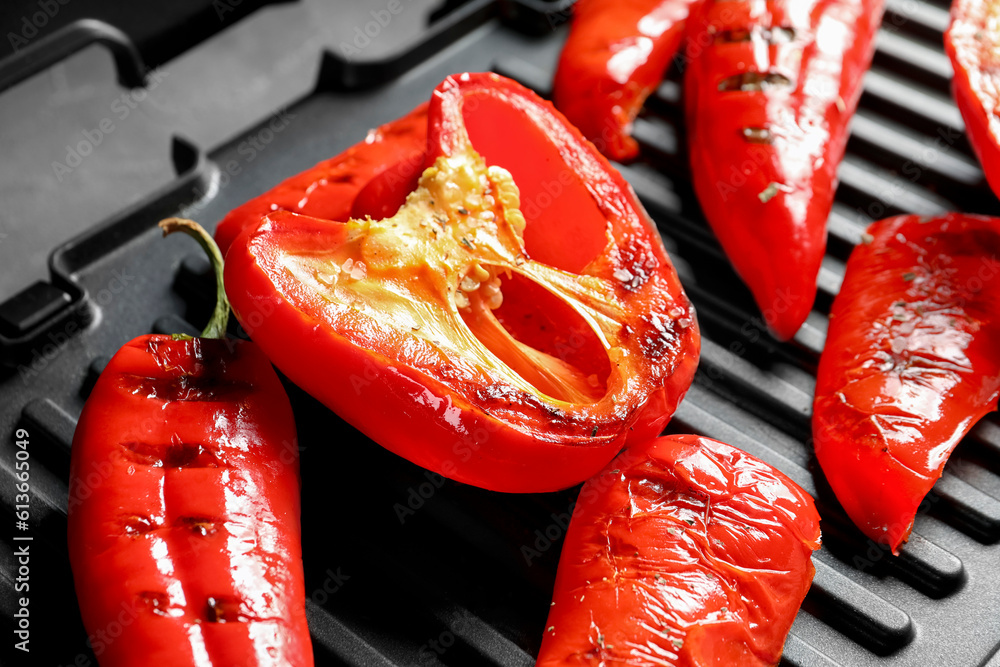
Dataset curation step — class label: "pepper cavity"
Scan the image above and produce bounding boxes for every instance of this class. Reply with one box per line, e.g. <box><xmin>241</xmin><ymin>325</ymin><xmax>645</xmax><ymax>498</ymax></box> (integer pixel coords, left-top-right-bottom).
<box><xmin>277</xmin><ymin>143</ymin><xmax>625</xmax><ymax>405</ymax></box>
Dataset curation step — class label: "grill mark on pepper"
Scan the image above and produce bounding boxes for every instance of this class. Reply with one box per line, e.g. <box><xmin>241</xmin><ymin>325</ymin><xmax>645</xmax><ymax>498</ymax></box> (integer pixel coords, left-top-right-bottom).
<box><xmin>742</xmin><ymin>126</ymin><xmax>773</xmax><ymax>144</ymax></box>
<box><xmin>137</xmin><ymin>591</ymin><xmax>172</xmax><ymax>616</ymax></box>
<box><xmin>717</xmin><ymin>71</ymin><xmax>794</xmax><ymax>92</ymax></box>
<box><xmin>118</xmin><ymin>374</ymin><xmax>252</xmax><ymax>402</ymax></box>
<box><xmin>147</xmin><ymin>336</ymin><xmax>238</xmax><ymax>370</ymax></box>
<box><xmin>205</xmin><ymin>595</ymin><xmax>250</xmax><ymax>623</ymax></box>
<box><xmin>475</xmin><ymin>383</ymin><xmax>595</xmax><ymax>427</ymax></box>
<box><xmin>122</xmin><ymin>514</ymin><xmax>159</xmax><ymax>536</ymax></box>
<box><xmin>121</xmin><ymin>440</ymin><xmax>221</xmax><ymax>468</ymax></box>
<box><xmin>176</xmin><ymin>516</ymin><xmax>220</xmax><ymax>537</ymax></box>
<box><xmin>714</xmin><ymin>26</ymin><xmax>796</xmax><ymax>44</ymax></box>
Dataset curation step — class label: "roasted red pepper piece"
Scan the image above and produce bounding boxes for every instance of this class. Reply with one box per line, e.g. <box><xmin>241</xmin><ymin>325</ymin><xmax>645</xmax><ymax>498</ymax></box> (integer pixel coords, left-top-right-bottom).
<box><xmin>553</xmin><ymin>0</ymin><xmax>702</xmax><ymax>162</ymax></box>
<box><xmin>537</xmin><ymin>434</ymin><xmax>821</xmax><ymax>666</ymax></box>
<box><xmin>945</xmin><ymin>0</ymin><xmax>1000</xmax><ymax>199</ymax></box>
<box><xmin>223</xmin><ymin>72</ymin><xmax>700</xmax><ymax>493</ymax></box>
<box><xmin>814</xmin><ymin>213</ymin><xmax>1000</xmax><ymax>553</ymax></box>
<box><xmin>214</xmin><ymin>103</ymin><xmax>428</xmax><ymax>255</ymax></box>
<box><xmin>68</xmin><ymin>220</ymin><xmax>311</xmax><ymax>666</ymax></box>
<box><xmin>684</xmin><ymin>0</ymin><xmax>884</xmax><ymax>340</ymax></box>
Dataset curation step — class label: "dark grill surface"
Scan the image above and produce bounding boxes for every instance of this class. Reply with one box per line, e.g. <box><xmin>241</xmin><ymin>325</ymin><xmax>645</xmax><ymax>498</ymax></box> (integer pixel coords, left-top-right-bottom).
<box><xmin>2</xmin><ymin>1</ymin><xmax>1000</xmax><ymax>665</ymax></box>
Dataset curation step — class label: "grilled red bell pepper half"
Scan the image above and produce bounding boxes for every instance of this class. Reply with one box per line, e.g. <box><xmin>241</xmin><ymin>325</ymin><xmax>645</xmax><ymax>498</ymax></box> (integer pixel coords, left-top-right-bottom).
<box><xmin>814</xmin><ymin>213</ymin><xmax>1000</xmax><ymax>553</ymax></box>
<box><xmin>68</xmin><ymin>219</ymin><xmax>311</xmax><ymax>666</ymax></box>
<box><xmin>945</xmin><ymin>0</ymin><xmax>1000</xmax><ymax>200</ymax></box>
<box><xmin>214</xmin><ymin>102</ymin><xmax>428</xmax><ymax>255</ymax></box>
<box><xmin>223</xmin><ymin>72</ymin><xmax>700</xmax><ymax>493</ymax></box>
<box><xmin>553</xmin><ymin>0</ymin><xmax>703</xmax><ymax>162</ymax></box>
<box><xmin>684</xmin><ymin>0</ymin><xmax>884</xmax><ymax>340</ymax></box>
<box><xmin>537</xmin><ymin>434</ymin><xmax>821</xmax><ymax>666</ymax></box>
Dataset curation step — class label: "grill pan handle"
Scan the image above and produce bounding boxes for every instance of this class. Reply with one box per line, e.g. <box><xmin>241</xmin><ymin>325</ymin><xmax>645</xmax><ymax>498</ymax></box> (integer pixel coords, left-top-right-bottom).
<box><xmin>0</xmin><ymin>18</ymin><xmax>146</xmax><ymax>93</ymax></box>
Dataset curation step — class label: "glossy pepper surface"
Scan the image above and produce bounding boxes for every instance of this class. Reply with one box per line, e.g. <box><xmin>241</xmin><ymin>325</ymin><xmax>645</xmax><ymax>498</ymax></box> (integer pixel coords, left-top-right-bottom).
<box><xmin>68</xmin><ymin>220</ymin><xmax>311</xmax><ymax>666</ymax></box>
<box><xmin>814</xmin><ymin>213</ymin><xmax>1000</xmax><ymax>553</ymax></box>
<box><xmin>214</xmin><ymin>103</ymin><xmax>428</xmax><ymax>255</ymax></box>
<box><xmin>945</xmin><ymin>0</ymin><xmax>1000</xmax><ymax>200</ymax></box>
<box><xmin>223</xmin><ymin>72</ymin><xmax>700</xmax><ymax>493</ymax></box>
<box><xmin>537</xmin><ymin>434</ymin><xmax>821</xmax><ymax>666</ymax></box>
<box><xmin>553</xmin><ymin>0</ymin><xmax>703</xmax><ymax>162</ymax></box>
<box><xmin>684</xmin><ymin>0</ymin><xmax>884</xmax><ymax>340</ymax></box>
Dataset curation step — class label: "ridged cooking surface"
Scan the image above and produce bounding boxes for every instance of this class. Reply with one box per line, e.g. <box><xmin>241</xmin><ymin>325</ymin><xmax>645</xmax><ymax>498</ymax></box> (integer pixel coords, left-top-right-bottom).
<box><xmin>2</xmin><ymin>0</ymin><xmax>1000</xmax><ymax>665</ymax></box>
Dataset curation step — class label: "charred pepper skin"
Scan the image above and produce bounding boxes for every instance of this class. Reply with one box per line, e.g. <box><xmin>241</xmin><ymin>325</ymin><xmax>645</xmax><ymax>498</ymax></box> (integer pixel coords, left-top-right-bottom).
<box><xmin>223</xmin><ymin>73</ymin><xmax>700</xmax><ymax>493</ymax></box>
<box><xmin>214</xmin><ymin>103</ymin><xmax>428</xmax><ymax>256</ymax></box>
<box><xmin>553</xmin><ymin>0</ymin><xmax>703</xmax><ymax>162</ymax></box>
<box><xmin>946</xmin><ymin>0</ymin><xmax>1000</xmax><ymax>201</ymax></box>
<box><xmin>814</xmin><ymin>213</ymin><xmax>1000</xmax><ymax>554</ymax></box>
<box><xmin>68</xmin><ymin>221</ymin><xmax>312</xmax><ymax>666</ymax></box>
<box><xmin>685</xmin><ymin>0</ymin><xmax>884</xmax><ymax>341</ymax></box>
<box><xmin>537</xmin><ymin>434</ymin><xmax>821</xmax><ymax>666</ymax></box>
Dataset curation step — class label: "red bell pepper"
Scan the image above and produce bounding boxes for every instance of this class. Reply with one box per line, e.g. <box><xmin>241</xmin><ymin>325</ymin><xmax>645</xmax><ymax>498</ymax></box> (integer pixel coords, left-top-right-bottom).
<box><xmin>813</xmin><ymin>213</ymin><xmax>1000</xmax><ymax>553</ymax></box>
<box><xmin>537</xmin><ymin>434</ymin><xmax>821</xmax><ymax>666</ymax></box>
<box><xmin>68</xmin><ymin>220</ymin><xmax>312</xmax><ymax>666</ymax></box>
<box><xmin>945</xmin><ymin>0</ymin><xmax>1000</xmax><ymax>200</ymax></box>
<box><xmin>552</xmin><ymin>0</ymin><xmax>703</xmax><ymax>162</ymax></box>
<box><xmin>223</xmin><ymin>72</ymin><xmax>700</xmax><ymax>493</ymax></box>
<box><xmin>684</xmin><ymin>0</ymin><xmax>884</xmax><ymax>340</ymax></box>
<box><xmin>214</xmin><ymin>103</ymin><xmax>428</xmax><ymax>256</ymax></box>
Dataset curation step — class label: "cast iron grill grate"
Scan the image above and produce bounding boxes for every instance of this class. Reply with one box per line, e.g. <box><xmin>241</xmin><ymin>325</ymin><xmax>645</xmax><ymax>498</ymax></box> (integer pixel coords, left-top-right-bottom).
<box><xmin>2</xmin><ymin>1</ymin><xmax>999</xmax><ymax>665</ymax></box>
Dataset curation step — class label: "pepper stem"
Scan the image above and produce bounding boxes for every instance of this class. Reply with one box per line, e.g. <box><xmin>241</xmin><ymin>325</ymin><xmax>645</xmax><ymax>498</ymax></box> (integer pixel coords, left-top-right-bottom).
<box><xmin>158</xmin><ymin>218</ymin><xmax>230</xmax><ymax>340</ymax></box>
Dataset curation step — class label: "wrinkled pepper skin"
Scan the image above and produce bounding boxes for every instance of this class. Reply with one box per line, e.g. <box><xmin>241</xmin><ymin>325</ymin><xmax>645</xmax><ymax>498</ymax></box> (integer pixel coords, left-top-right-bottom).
<box><xmin>68</xmin><ymin>336</ymin><xmax>311</xmax><ymax>666</ymax></box>
<box><xmin>537</xmin><ymin>434</ymin><xmax>821</xmax><ymax>666</ymax></box>
<box><xmin>814</xmin><ymin>214</ymin><xmax>1000</xmax><ymax>553</ymax></box>
<box><xmin>214</xmin><ymin>103</ymin><xmax>428</xmax><ymax>255</ymax></box>
<box><xmin>224</xmin><ymin>72</ymin><xmax>700</xmax><ymax>493</ymax></box>
<box><xmin>553</xmin><ymin>0</ymin><xmax>703</xmax><ymax>162</ymax></box>
<box><xmin>946</xmin><ymin>0</ymin><xmax>1000</xmax><ymax>200</ymax></box>
<box><xmin>685</xmin><ymin>0</ymin><xmax>884</xmax><ymax>340</ymax></box>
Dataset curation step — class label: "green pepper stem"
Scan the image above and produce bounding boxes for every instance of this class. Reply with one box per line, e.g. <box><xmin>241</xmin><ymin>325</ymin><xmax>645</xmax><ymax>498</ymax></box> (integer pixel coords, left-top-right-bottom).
<box><xmin>158</xmin><ymin>217</ymin><xmax>231</xmax><ymax>340</ymax></box>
